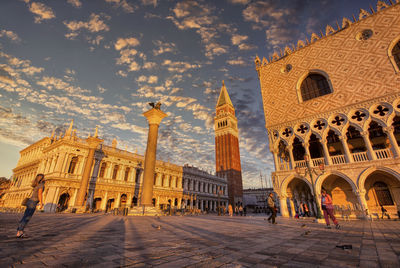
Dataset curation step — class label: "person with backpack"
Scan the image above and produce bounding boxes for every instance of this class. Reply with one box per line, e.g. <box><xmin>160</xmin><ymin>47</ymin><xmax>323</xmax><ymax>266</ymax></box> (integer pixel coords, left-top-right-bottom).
<box><xmin>16</xmin><ymin>174</ymin><xmax>45</xmax><ymax>238</ymax></box>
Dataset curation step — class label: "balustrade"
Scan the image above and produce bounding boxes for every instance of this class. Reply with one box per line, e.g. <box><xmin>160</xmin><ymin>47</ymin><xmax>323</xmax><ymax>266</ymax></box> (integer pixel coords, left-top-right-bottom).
<box><xmin>352</xmin><ymin>151</ymin><xmax>369</xmax><ymax>163</ymax></box>
<box><xmin>331</xmin><ymin>155</ymin><xmax>346</xmax><ymax>165</ymax></box>
<box><xmin>294</xmin><ymin>160</ymin><xmax>307</xmax><ymax>168</ymax></box>
<box><xmin>375</xmin><ymin>148</ymin><xmax>392</xmax><ymax>160</ymax></box>
<box><xmin>311</xmin><ymin>157</ymin><xmax>325</xmax><ymax>167</ymax></box>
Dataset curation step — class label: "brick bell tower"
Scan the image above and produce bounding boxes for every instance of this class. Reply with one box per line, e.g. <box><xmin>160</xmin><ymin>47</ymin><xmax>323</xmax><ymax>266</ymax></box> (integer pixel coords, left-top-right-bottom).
<box><xmin>214</xmin><ymin>81</ymin><xmax>243</xmax><ymax>206</ymax></box>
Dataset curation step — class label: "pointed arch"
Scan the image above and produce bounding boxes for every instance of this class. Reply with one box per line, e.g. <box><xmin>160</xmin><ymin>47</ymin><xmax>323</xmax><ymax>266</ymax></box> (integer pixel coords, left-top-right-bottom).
<box><xmin>296</xmin><ymin>69</ymin><xmax>333</xmax><ymax>103</ymax></box>
<box><xmin>280</xmin><ymin>174</ymin><xmax>314</xmax><ymax>197</ymax></box>
<box><xmin>315</xmin><ymin>171</ymin><xmax>357</xmax><ymax>196</ymax></box>
<box><xmin>357</xmin><ymin>166</ymin><xmax>400</xmax><ymax>192</ymax></box>
<box><xmin>388</xmin><ymin>35</ymin><xmax>400</xmax><ymax>73</ymax></box>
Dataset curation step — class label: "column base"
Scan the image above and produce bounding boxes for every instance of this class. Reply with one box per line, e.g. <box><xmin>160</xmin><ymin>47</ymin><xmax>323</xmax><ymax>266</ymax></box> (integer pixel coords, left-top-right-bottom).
<box><xmin>128</xmin><ymin>206</ymin><xmax>161</xmax><ymax>216</ymax></box>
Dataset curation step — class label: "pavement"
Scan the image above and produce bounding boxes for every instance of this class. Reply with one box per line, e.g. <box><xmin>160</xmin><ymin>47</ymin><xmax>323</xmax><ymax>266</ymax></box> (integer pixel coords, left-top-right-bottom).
<box><xmin>1</xmin><ymin>213</ymin><xmax>400</xmax><ymax>268</ymax></box>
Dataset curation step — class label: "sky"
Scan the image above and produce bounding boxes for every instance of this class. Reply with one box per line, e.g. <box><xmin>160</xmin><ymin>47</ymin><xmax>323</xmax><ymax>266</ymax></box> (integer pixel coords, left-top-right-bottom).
<box><xmin>0</xmin><ymin>0</ymin><xmax>377</xmax><ymax>188</ymax></box>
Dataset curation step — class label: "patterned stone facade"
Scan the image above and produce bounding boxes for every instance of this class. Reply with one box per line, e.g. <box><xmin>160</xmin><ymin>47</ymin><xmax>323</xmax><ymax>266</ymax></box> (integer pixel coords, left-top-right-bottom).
<box><xmin>214</xmin><ymin>82</ymin><xmax>243</xmax><ymax>206</ymax></box>
<box><xmin>256</xmin><ymin>2</ymin><xmax>400</xmax><ymax>219</ymax></box>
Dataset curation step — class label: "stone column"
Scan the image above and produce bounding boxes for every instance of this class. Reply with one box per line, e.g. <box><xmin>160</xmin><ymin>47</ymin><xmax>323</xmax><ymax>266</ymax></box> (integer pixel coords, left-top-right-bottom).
<box><xmin>272</xmin><ymin>149</ymin><xmax>280</xmax><ymax>171</ymax></box>
<box><xmin>55</xmin><ymin>152</ymin><xmax>67</xmax><ymax>173</ymax></box>
<box><xmin>384</xmin><ymin>126</ymin><xmax>400</xmax><ymax>158</ymax></box>
<box><xmin>279</xmin><ymin>194</ymin><xmax>289</xmax><ymax>217</ymax></box>
<box><xmin>320</xmin><ymin>138</ymin><xmax>333</xmax><ymax>165</ymax></box>
<box><xmin>100</xmin><ymin>192</ymin><xmax>108</xmax><ymax>211</ymax></box>
<box><xmin>288</xmin><ymin>145</ymin><xmax>295</xmax><ymax>169</ymax></box>
<box><xmin>339</xmin><ymin>135</ymin><xmax>353</xmax><ymax>163</ymax></box>
<box><xmin>75</xmin><ymin>136</ymin><xmax>103</xmax><ymax>207</ymax></box>
<box><xmin>354</xmin><ymin>190</ymin><xmax>368</xmax><ymax>218</ymax></box>
<box><xmin>87</xmin><ymin>148</ymin><xmax>105</xmax><ymax>210</ymax></box>
<box><xmin>361</xmin><ymin>131</ymin><xmax>377</xmax><ymax>160</ymax></box>
<box><xmin>140</xmin><ymin>107</ymin><xmax>167</xmax><ymax>206</ymax></box>
<box><xmin>289</xmin><ymin>198</ymin><xmax>296</xmax><ymax>217</ymax></box>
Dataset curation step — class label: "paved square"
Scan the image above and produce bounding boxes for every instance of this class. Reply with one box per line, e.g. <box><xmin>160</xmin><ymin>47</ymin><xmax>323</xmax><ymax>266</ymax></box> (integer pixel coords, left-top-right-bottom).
<box><xmin>1</xmin><ymin>213</ymin><xmax>400</xmax><ymax>267</ymax></box>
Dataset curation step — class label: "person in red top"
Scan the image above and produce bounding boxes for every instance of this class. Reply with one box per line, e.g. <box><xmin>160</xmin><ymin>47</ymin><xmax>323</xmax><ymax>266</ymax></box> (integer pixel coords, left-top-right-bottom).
<box><xmin>321</xmin><ymin>189</ymin><xmax>340</xmax><ymax>229</ymax></box>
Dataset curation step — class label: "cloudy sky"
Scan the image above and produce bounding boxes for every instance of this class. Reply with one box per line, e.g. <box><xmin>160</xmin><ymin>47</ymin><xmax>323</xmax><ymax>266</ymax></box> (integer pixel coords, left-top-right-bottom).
<box><xmin>0</xmin><ymin>0</ymin><xmax>374</xmax><ymax>187</ymax></box>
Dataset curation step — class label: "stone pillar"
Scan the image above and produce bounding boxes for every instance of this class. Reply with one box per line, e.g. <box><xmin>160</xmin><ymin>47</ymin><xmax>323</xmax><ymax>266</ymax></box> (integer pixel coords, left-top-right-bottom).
<box><xmin>100</xmin><ymin>192</ymin><xmax>108</xmax><ymax>211</ymax></box>
<box><xmin>75</xmin><ymin>136</ymin><xmax>103</xmax><ymax>207</ymax></box>
<box><xmin>55</xmin><ymin>152</ymin><xmax>67</xmax><ymax>173</ymax></box>
<box><xmin>361</xmin><ymin>131</ymin><xmax>377</xmax><ymax>160</ymax></box>
<box><xmin>87</xmin><ymin>148</ymin><xmax>105</xmax><ymax>210</ymax></box>
<box><xmin>140</xmin><ymin>107</ymin><xmax>167</xmax><ymax>206</ymax></box>
<box><xmin>320</xmin><ymin>138</ymin><xmax>333</xmax><ymax>165</ymax></box>
<box><xmin>272</xmin><ymin>149</ymin><xmax>280</xmax><ymax>171</ymax></box>
<box><xmin>289</xmin><ymin>198</ymin><xmax>296</xmax><ymax>217</ymax></box>
<box><xmin>339</xmin><ymin>135</ymin><xmax>353</xmax><ymax>163</ymax></box>
<box><xmin>115</xmin><ymin>193</ymin><xmax>121</xmax><ymax>209</ymax></box>
<box><xmin>279</xmin><ymin>195</ymin><xmax>289</xmax><ymax>217</ymax></box>
<box><xmin>384</xmin><ymin>126</ymin><xmax>400</xmax><ymax>158</ymax></box>
<box><xmin>354</xmin><ymin>190</ymin><xmax>369</xmax><ymax>218</ymax></box>
<box><xmin>288</xmin><ymin>145</ymin><xmax>295</xmax><ymax>169</ymax></box>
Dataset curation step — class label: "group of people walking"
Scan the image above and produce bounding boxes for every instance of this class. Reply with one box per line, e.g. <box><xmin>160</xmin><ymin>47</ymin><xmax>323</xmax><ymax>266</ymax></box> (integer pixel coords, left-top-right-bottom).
<box><xmin>15</xmin><ymin>173</ymin><xmax>347</xmax><ymax>238</ymax></box>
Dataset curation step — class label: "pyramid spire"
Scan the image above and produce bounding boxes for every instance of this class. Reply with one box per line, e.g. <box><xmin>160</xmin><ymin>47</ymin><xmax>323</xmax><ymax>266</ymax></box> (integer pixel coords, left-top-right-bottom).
<box><xmin>216</xmin><ymin>80</ymin><xmax>233</xmax><ymax>108</ymax></box>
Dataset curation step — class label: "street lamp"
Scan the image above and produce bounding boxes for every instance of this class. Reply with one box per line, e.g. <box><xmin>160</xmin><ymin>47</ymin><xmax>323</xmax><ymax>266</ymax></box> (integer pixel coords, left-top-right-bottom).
<box><xmin>295</xmin><ymin>154</ymin><xmax>324</xmax><ymax>219</ymax></box>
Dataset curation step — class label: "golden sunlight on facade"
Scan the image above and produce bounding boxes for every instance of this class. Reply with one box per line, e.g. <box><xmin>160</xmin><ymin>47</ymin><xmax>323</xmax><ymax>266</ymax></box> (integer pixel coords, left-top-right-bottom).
<box><xmin>256</xmin><ymin>2</ymin><xmax>400</xmax><ymax>220</ymax></box>
<box><xmin>1</xmin><ymin>121</ymin><xmax>228</xmax><ymax>214</ymax></box>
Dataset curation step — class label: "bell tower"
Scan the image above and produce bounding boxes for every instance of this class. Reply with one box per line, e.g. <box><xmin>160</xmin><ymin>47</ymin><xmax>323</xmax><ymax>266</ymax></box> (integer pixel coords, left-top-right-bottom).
<box><xmin>214</xmin><ymin>81</ymin><xmax>243</xmax><ymax>206</ymax></box>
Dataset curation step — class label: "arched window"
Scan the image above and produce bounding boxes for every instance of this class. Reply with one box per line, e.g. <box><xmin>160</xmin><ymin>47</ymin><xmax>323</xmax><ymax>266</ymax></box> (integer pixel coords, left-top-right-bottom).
<box><xmin>99</xmin><ymin>162</ymin><xmax>106</xmax><ymax>178</ymax></box>
<box><xmin>300</xmin><ymin>73</ymin><xmax>332</xmax><ymax>101</ymax></box>
<box><xmin>68</xmin><ymin>157</ymin><xmax>78</xmax><ymax>174</ymax></box>
<box><xmin>392</xmin><ymin>40</ymin><xmax>400</xmax><ymax>70</ymax></box>
<box><xmin>124</xmin><ymin>167</ymin><xmax>130</xmax><ymax>181</ymax></box>
<box><xmin>373</xmin><ymin>182</ymin><xmax>394</xmax><ymax>206</ymax></box>
<box><xmin>112</xmin><ymin>165</ymin><xmax>119</xmax><ymax>180</ymax></box>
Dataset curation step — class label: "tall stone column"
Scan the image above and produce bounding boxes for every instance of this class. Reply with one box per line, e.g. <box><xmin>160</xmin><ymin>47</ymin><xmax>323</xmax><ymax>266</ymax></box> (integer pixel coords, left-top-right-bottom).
<box><xmin>339</xmin><ymin>135</ymin><xmax>354</xmax><ymax>163</ymax></box>
<box><xmin>87</xmin><ymin>147</ymin><xmax>105</xmax><ymax>210</ymax></box>
<box><xmin>75</xmin><ymin>136</ymin><xmax>103</xmax><ymax>207</ymax></box>
<box><xmin>354</xmin><ymin>189</ymin><xmax>368</xmax><ymax>218</ymax></box>
<box><xmin>361</xmin><ymin>131</ymin><xmax>377</xmax><ymax>160</ymax></box>
<box><xmin>288</xmin><ymin>145</ymin><xmax>295</xmax><ymax>169</ymax></box>
<box><xmin>140</xmin><ymin>107</ymin><xmax>167</xmax><ymax>206</ymax></box>
<box><xmin>279</xmin><ymin>194</ymin><xmax>289</xmax><ymax>217</ymax></box>
<box><xmin>384</xmin><ymin>126</ymin><xmax>400</xmax><ymax>158</ymax></box>
<box><xmin>320</xmin><ymin>138</ymin><xmax>333</xmax><ymax>165</ymax></box>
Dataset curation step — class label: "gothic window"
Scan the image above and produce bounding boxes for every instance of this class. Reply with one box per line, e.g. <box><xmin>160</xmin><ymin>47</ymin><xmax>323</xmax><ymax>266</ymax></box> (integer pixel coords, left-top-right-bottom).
<box><xmin>392</xmin><ymin>40</ymin><xmax>400</xmax><ymax>69</ymax></box>
<box><xmin>68</xmin><ymin>157</ymin><xmax>78</xmax><ymax>174</ymax></box>
<box><xmin>112</xmin><ymin>165</ymin><xmax>119</xmax><ymax>180</ymax></box>
<box><xmin>300</xmin><ymin>73</ymin><xmax>332</xmax><ymax>101</ymax></box>
<box><xmin>124</xmin><ymin>167</ymin><xmax>130</xmax><ymax>181</ymax></box>
<box><xmin>373</xmin><ymin>182</ymin><xmax>394</xmax><ymax>206</ymax></box>
<box><xmin>99</xmin><ymin>162</ymin><xmax>106</xmax><ymax>178</ymax></box>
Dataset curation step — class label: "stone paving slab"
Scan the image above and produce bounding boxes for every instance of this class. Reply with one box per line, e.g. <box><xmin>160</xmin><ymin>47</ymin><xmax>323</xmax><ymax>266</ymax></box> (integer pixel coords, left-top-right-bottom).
<box><xmin>1</xmin><ymin>213</ymin><xmax>400</xmax><ymax>267</ymax></box>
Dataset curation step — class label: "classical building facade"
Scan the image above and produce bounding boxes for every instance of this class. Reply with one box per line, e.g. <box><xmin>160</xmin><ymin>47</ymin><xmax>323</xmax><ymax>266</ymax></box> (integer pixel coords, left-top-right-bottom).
<box><xmin>256</xmin><ymin>1</ymin><xmax>400</xmax><ymax>219</ymax></box>
<box><xmin>243</xmin><ymin>188</ymin><xmax>278</xmax><ymax>213</ymax></box>
<box><xmin>1</xmin><ymin>121</ymin><xmax>196</xmax><ymax>213</ymax></box>
<box><xmin>182</xmin><ymin>164</ymin><xmax>228</xmax><ymax>212</ymax></box>
<box><xmin>214</xmin><ymin>81</ymin><xmax>243</xmax><ymax>206</ymax></box>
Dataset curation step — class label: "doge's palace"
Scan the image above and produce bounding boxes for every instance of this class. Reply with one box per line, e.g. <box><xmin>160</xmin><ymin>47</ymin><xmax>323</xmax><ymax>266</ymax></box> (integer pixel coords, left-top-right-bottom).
<box><xmin>256</xmin><ymin>1</ymin><xmax>400</xmax><ymax>219</ymax></box>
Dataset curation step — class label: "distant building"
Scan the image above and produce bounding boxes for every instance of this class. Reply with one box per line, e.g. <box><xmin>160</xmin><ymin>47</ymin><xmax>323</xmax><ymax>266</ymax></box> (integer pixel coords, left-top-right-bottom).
<box><xmin>183</xmin><ymin>165</ymin><xmax>228</xmax><ymax>212</ymax></box>
<box><xmin>243</xmin><ymin>188</ymin><xmax>279</xmax><ymax>213</ymax></box>
<box><xmin>255</xmin><ymin>2</ymin><xmax>400</xmax><ymax>219</ymax></box>
<box><xmin>214</xmin><ymin>81</ymin><xmax>243</xmax><ymax>206</ymax></box>
<box><xmin>0</xmin><ymin>121</ymin><xmax>224</xmax><ymax>213</ymax></box>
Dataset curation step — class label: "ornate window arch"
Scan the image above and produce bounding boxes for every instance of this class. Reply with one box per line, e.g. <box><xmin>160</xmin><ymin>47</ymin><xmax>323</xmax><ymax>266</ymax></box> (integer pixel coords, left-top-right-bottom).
<box><xmin>297</xmin><ymin>70</ymin><xmax>333</xmax><ymax>102</ymax></box>
<box><xmin>373</xmin><ymin>181</ymin><xmax>394</xmax><ymax>206</ymax></box>
<box><xmin>112</xmin><ymin>165</ymin><xmax>119</xmax><ymax>180</ymax></box>
<box><xmin>68</xmin><ymin>156</ymin><xmax>78</xmax><ymax>174</ymax></box>
<box><xmin>388</xmin><ymin>36</ymin><xmax>400</xmax><ymax>73</ymax></box>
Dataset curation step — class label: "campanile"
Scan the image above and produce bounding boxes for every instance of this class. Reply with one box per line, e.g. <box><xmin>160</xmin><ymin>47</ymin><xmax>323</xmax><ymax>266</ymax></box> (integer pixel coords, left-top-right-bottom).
<box><xmin>214</xmin><ymin>81</ymin><xmax>243</xmax><ymax>206</ymax></box>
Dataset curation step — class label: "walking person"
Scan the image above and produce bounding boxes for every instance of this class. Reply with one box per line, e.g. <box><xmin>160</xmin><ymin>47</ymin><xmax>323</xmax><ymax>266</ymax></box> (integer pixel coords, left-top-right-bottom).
<box><xmin>228</xmin><ymin>204</ymin><xmax>233</xmax><ymax>217</ymax></box>
<box><xmin>239</xmin><ymin>205</ymin><xmax>243</xmax><ymax>216</ymax></box>
<box><xmin>267</xmin><ymin>193</ymin><xmax>277</xmax><ymax>224</ymax></box>
<box><xmin>16</xmin><ymin>174</ymin><xmax>45</xmax><ymax>238</ymax></box>
<box><xmin>321</xmin><ymin>189</ymin><xmax>340</xmax><ymax>229</ymax></box>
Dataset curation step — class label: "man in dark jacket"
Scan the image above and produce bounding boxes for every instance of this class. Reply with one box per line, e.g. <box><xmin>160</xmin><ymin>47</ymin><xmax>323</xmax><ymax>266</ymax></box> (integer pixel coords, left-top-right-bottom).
<box><xmin>267</xmin><ymin>193</ymin><xmax>277</xmax><ymax>224</ymax></box>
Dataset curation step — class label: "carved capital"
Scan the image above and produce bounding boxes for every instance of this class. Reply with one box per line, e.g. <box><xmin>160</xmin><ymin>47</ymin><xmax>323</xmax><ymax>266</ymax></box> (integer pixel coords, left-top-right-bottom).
<box><xmin>383</xmin><ymin>126</ymin><xmax>394</xmax><ymax>133</ymax></box>
<box><xmin>339</xmin><ymin>135</ymin><xmax>347</xmax><ymax>141</ymax></box>
<box><xmin>360</xmin><ymin>131</ymin><xmax>369</xmax><ymax>137</ymax></box>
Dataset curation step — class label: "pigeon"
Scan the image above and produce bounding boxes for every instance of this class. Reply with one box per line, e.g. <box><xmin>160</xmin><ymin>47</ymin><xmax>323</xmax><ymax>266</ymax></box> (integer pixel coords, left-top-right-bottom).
<box><xmin>301</xmin><ymin>224</ymin><xmax>306</xmax><ymax>228</ymax></box>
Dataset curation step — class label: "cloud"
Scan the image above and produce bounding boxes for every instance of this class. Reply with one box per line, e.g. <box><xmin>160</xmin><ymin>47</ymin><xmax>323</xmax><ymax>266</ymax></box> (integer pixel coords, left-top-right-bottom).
<box><xmin>136</xmin><ymin>75</ymin><xmax>158</xmax><ymax>84</ymax></box>
<box><xmin>28</xmin><ymin>2</ymin><xmax>55</xmax><ymax>23</ymax></box>
<box><xmin>0</xmin><ymin>67</ymin><xmax>15</xmax><ymax>86</ymax></box>
<box><xmin>0</xmin><ymin>29</ymin><xmax>21</xmax><ymax>42</ymax></box>
<box><xmin>231</xmin><ymin>34</ymin><xmax>248</xmax><ymax>45</ymax></box>
<box><xmin>143</xmin><ymin>62</ymin><xmax>157</xmax><ymax>70</ymax></box>
<box><xmin>141</xmin><ymin>0</ymin><xmax>157</xmax><ymax>7</ymax></box>
<box><xmin>162</xmin><ymin>59</ymin><xmax>201</xmax><ymax>73</ymax></box>
<box><xmin>227</xmin><ymin>0</ymin><xmax>250</xmax><ymax>4</ymax></box>
<box><xmin>115</xmin><ymin>37</ymin><xmax>140</xmax><ymax>50</ymax></box>
<box><xmin>105</xmin><ymin>0</ymin><xmax>135</xmax><ymax>13</ymax></box>
<box><xmin>226</xmin><ymin>57</ymin><xmax>248</xmax><ymax>66</ymax></box>
<box><xmin>64</xmin><ymin>13</ymin><xmax>110</xmax><ymax>39</ymax></box>
<box><xmin>152</xmin><ymin>40</ymin><xmax>177</xmax><ymax>56</ymax></box>
<box><xmin>67</xmin><ymin>0</ymin><xmax>82</xmax><ymax>8</ymax></box>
